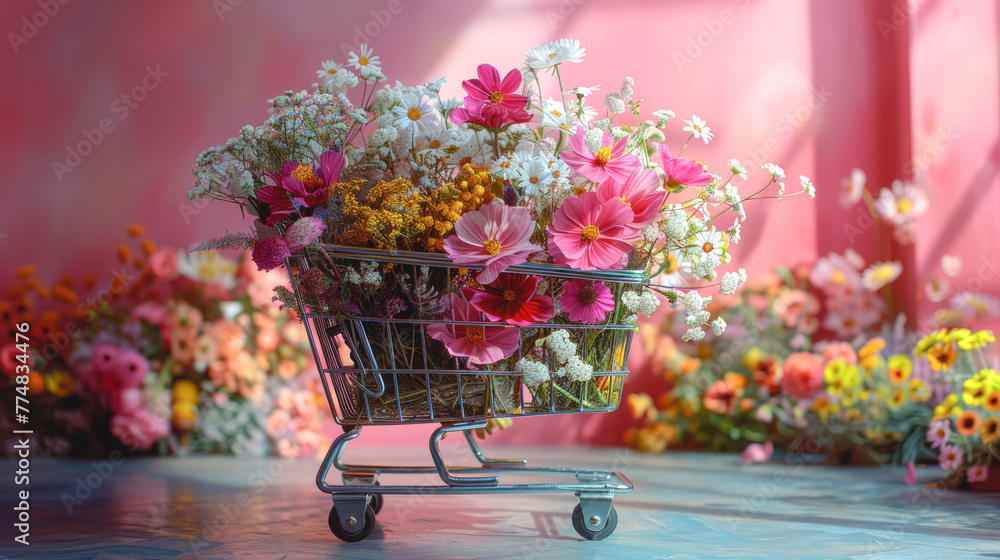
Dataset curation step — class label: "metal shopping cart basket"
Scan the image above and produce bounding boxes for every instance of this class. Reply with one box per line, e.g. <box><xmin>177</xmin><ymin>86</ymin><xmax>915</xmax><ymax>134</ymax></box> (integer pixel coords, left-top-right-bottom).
<box><xmin>286</xmin><ymin>245</ymin><xmax>645</xmax><ymax>542</ymax></box>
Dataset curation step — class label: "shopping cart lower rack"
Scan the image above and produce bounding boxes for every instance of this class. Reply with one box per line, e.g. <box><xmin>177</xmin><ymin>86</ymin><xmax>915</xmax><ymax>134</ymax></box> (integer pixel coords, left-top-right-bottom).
<box><xmin>287</xmin><ymin>246</ymin><xmax>646</xmax><ymax>542</ymax></box>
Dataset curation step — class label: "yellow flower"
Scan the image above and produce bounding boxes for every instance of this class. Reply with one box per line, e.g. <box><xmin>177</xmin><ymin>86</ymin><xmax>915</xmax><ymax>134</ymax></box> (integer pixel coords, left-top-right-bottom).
<box><xmin>959</xmin><ymin>330</ymin><xmax>995</xmax><ymax>351</ymax></box>
<box><xmin>982</xmin><ymin>417</ymin><xmax>999</xmax><ymax>444</ymax></box>
<box><xmin>824</xmin><ymin>361</ymin><xmax>861</xmax><ymax>398</ymax></box>
<box><xmin>811</xmin><ymin>397</ymin><xmax>840</xmax><ymax>420</ymax></box>
<box><xmin>933</xmin><ymin>393</ymin><xmax>961</xmax><ymax>419</ymax></box>
<box><xmin>886</xmin><ymin>387</ymin><xmax>907</xmax><ymax>410</ymax></box>
<box><xmin>858</xmin><ymin>337</ymin><xmax>885</xmax><ymax>370</ymax></box>
<box><xmin>909</xmin><ymin>379</ymin><xmax>931</xmax><ymax>402</ymax></box>
<box><xmin>742</xmin><ymin>346</ymin><xmax>763</xmax><ymax>371</ymax></box>
<box><xmin>914</xmin><ymin>328</ymin><xmax>948</xmax><ymax>358</ymax></box>
<box><xmin>45</xmin><ymin>371</ymin><xmax>75</xmax><ymax>397</ymax></box>
<box><xmin>841</xmin><ymin>385</ymin><xmax>864</xmax><ymax>407</ymax></box>
<box><xmin>887</xmin><ymin>354</ymin><xmax>912</xmax><ymax>384</ymax></box>
<box><xmin>962</xmin><ymin>370</ymin><xmax>1000</xmax><ymax>406</ymax></box>
<box><xmin>842</xmin><ymin>407</ymin><xmax>862</xmax><ymax>423</ymax></box>
<box><xmin>926</xmin><ymin>342</ymin><xmax>957</xmax><ymax>371</ymax></box>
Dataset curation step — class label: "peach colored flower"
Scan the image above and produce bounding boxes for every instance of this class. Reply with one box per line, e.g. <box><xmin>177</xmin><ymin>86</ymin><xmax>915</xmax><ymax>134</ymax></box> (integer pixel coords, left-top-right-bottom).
<box><xmin>780</xmin><ymin>352</ymin><xmax>824</xmax><ymax>399</ymax></box>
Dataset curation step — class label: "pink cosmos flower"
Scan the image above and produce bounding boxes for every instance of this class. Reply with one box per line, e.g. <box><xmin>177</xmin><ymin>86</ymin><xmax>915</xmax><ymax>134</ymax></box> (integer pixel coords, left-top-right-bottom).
<box><xmin>284</xmin><ymin>216</ymin><xmax>327</xmax><ymax>252</ymax></box>
<box><xmin>926</xmin><ymin>418</ymin><xmax>951</xmax><ymax>449</ymax></box>
<box><xmin>450</xmin><ymin>64</ymin><xmax>532</xmax><ymax>129</ymax></box>
<box><xmin>596</xmin><ymin>168</ymin><xmax>667</xmax><ymax>232</ymax></box>
<box><xmin>547</xmin><ymin>191</ymin><xmax>638</xmax><ymax>270</ymax></box>
<box><xmin>131</xmin><ymin>301</ymin><xmax>168</xmax><ymax>326</ymax></box>
<box><xmin>560</xmin><ymin>125</ymin><xmax>640</xmax><ymax>184</ymax></box>
<box><xmin>741</xmin><ymin>441</ymin><xmax>774</xmax><ymax>466</ymax></box>
<box><xmin>257</xmin><ymin>149</ymin><xmax>345</xmax><ymax>226</ymax></box>
<box><xmin>559</xmin><ymin>279</ymin><xmax>615</xmax><ymax>324</ymax></box>
<box><xmin>780</xmin><ymin>352</ymin><xmax>823</xmax><ymax>399</ymax></box>
<box><xmin>443</xmin><ymin>202</ymin><xmax>540</xmax><ymax>284</ymax></box>
<box><xmin>938</xmin><ymin>443</ymin><xmax>962</xmax><ymax>471</ymax></box>
<box><xmin>427</xmin><ymin>292</ymin><xmax>520</xmax><ymax>366</ymax></box>
<box><xmin>658</xmin><ymin>144</ymin><xmax>712</xmax><ymax>193</ymax></box>
<box><xmin>149</xmin><ymin>248</ymin><xmax>179</xmax><ymax>280</ymax></box>
<box><xmin>462</xmin><ymin>273</ymin><xmax>554</xmax><ymax>327</ymax></box>
<box><xmin>967</xmin><ymin>464</ymin><xmax>989</xmax><ymax>484</ymax></box>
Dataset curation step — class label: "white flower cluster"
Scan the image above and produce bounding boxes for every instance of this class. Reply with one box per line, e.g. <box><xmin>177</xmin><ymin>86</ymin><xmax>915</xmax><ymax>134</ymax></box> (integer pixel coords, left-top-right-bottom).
<box><xmin>621</xmin><ymin>290</ymin><xmax>661</xmax><ymax>317</ymax></box>
<box><xmin>523</xmin><ymin>329</ymin><xmax>595</xmax><ymax>383</ymax></box>
<box><xmin>344</xmin><ymin>262</ymin><xmax>381</xmax><ymax>287</ymax></box>
<box><xmin>719</xmin><ymin>268</ymin><xmax>748</xmax><ymax>295</ymax></box>
<box><xmin>680</xmin><ymin>290</ymin><xmax>716</xmax><ymax>341</ymax></box>
<box><xmin>515</xmin><ymin>358</ymin><xmax>550</xmax><ymax>387</ymax></box>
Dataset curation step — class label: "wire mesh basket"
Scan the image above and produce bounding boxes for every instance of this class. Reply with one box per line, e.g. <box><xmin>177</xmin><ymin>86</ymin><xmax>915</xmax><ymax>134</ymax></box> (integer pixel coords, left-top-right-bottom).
<box><xmin>286</xmin><ymin>245</ymin><xmax>648</xmax><ymax>427</ymax></box>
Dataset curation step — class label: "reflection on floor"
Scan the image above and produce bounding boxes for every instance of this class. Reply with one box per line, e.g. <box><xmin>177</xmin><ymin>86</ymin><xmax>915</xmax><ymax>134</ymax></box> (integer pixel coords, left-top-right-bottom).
<box><xmin>3</xmin><ymin>445</ymin><xmax>999</xmax><ymax>559</ymax></box>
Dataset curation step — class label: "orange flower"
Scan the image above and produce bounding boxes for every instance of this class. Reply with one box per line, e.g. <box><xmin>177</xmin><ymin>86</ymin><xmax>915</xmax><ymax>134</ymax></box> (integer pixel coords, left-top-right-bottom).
<box><xmin>83</xmin><ymin>274</ymin><xmax>98</xmax><ymax>290</ymax></box>
<box><xmin>27</xmin><ymin>372</ymin><xmax>45</xmax><ymax>394</ymax></box>
<box><xmin>126</xmin><ymin>224</ymin><xmax>146</xmax><ymax>237</ymax></box>
<box><xmin>51</xmin><ymin>284</ymin><xmax>79</xmax><ymax>305</ymax></box>
<box><xmin>956</xmin><ymin>409</ymin><xmax>982</xmax><ymax>436</ymax></box>
<box><xmin>15</xmin><ymin>265</ymin><xmax>37</xmax><ymax>279</ymax></box>
<box><xmin>981</xmin><ymin>417</ymin><xmax>999</xmax><ymax>444</ymax></box>
<box><xmin>117</xmin><ymin>245</ymin><xmax>131</xmax><ymax>264</ymax></box>
<box><xmin>141</xmin><ymin>239</ymin><xmax>157</xmax><ymax>256</ymax></box>
<box><xmin>627</xmin><ymin>393</ymin><xmax>656</xmax><ymax>422</ymax></box>
<box><xmin>927</xmin><ymin>342</ymin><xmax>957</xmax><ymax>371</ymax></box>
<box><xmin>984</xmin><ymin>391</ymin><xmax>1000</xmax><ymax>412</ymax></box>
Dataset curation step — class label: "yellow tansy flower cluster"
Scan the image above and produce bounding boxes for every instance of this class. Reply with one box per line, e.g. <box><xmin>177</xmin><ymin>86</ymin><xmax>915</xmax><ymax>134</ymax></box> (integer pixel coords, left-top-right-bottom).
<box><xmin>332</xmin><ymin>178</ymin><xmax>430</xmax><ymax>251</ymax></box>
<box><xmin>422</xmin><ymin>164</ymin><xmax>503</xmax><ymax>252</ymax></box>
<box><xmin>962</xmin><ymin>369</ymin><xmax>1000</xmax><ymax>407</ymax></box>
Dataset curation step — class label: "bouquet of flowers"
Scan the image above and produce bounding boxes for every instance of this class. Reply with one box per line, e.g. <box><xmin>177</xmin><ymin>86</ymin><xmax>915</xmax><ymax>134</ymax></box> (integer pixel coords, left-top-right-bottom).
<box><xmin>188</xmin><ymin>40</ymin><xmax>809</xmax><ymax>423</ymax></box>
<box><xmin>0</xmin><ymin>228</ymin><xmax>330</xmax><ymax>458</ymax></box>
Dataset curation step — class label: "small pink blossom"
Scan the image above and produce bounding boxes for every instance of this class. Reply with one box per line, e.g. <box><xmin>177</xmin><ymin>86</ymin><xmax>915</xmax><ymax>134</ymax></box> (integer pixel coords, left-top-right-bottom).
<box><xmin>149</xmin><ymin>248</ymin><xmax>179</xmax><ymax>280</ymax></box>
<box><xmin>740</xmin><ymin>442</ymin><xmax>774</xmax><ymax>466</ymax></box>
<box><xmin>938</xmin><ymin>443</ymin><xmax>963</xmax><ymax>471</ymax></box>
<box><xmin>443</xmin><ymin>202</ymin><xmax>540</xmax><ymax>284</ymax></box>
<box><xmin>559</xmin><ymin>279</ymin><xmax>614</xmax><ymax>324</ymax></box>
<box><xmin>284</xmin><ymin>216</ymin><xmax>327</xmax><ymax>252</ymax></box>
<box><xmin>658</xmin><ymin>144</ymin><xmax>712</xmax><ymax>192</ymax></box>
<box><xmin>131</xmin><ymin>301</ymin><xmax>168</xmax><ymax>325</ymax></box>
<box><xmin>903</xmin><ymin>461</ymin><xmax>917</xmax><ymax>485</ymax></box>
<box><xmin>926</xmin><ymin>418</ymin><xmax>951</xmax><ymax>449</ymax></box>
<box><xmin>561</xmin><ymin>125</ymin><xmax>640</xmax><ymax>184</ymax></box>
<box><xmin>110</xmin><ymin>409</ymin><xmax>169</xmax><ymax>451</ymax></box>
<box><xmin>427</xmin><ymin>293</ymin><xmax>520</xmax><ymax>366</ymax></box>
<box><xmin>450</xmin><ymin>64</ymin><xmax>532</xmax><ymax>129</ymax></box>
<box><xmin>967</xmin><ymin>464</ymin><xmax>989</xmax><ymax>484</ymax></box>
<box><xmin>820</xmin><ymin>342</ymin><xmax>857</xmax><ymax>367</ymax></box>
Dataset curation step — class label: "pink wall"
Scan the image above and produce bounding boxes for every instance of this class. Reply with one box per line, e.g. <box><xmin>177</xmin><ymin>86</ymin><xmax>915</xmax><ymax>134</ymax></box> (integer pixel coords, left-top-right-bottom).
<box><xmin>2</xmin><ymin>0</ymin><xmax>997</xmax><ymax>447</ymax></box>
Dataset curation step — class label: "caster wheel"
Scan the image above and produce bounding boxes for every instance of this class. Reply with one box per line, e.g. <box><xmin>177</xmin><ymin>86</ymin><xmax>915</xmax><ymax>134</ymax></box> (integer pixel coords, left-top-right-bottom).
<box><xmin>571</xmin><ymin>503</ymin><xmax>618</xmax><ymax>540</ymax></box>
<box><xmin>328</xmin><ymin>503</ymin><xmax>376</xmax><ymax>542</ymax></box>
<box><xmin>370</xmin><ymin>493</ymin><xmax>384</xmax><ymax>515</ymax></box>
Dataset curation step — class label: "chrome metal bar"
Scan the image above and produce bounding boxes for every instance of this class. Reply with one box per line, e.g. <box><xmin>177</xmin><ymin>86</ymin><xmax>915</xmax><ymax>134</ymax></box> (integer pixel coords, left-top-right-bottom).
<box><xmin>463</xmin><ymin>430</ymin><xmax>527</xmax><ymax>467</ymax></box>
<box><xmin>429</xmin><ymin>422</ymin><xmax>499</xmax><ymax>487</ymax></box>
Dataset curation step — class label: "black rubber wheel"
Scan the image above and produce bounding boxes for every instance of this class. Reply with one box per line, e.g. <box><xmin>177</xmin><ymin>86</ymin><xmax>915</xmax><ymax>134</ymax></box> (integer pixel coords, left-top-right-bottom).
<box><xmin>328</xmin><ymin>503</ymin><xmax>376</xmax><ymax>542</ymax></box>
<box><xmin>571</xmin><ymin>503</ymin><xmax>618</xmax><ymax>540</ymax></box>
<box><xmin>370</xmin><ymin>493</ymin><xmax>384</xmax><ymax>515</ymax></box>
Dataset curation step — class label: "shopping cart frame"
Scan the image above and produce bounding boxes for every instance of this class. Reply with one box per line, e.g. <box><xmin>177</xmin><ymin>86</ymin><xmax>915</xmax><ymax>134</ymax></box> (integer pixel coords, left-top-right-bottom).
<box><xmin>287</xmin><ymin>246</ymin><xmax>646</xmax><ymax>541</ymax></box>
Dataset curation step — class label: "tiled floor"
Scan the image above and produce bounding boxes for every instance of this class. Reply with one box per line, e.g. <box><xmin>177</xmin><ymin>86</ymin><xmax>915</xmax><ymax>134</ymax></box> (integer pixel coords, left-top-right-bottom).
<box><xmin>3</xmin><ymin>444</ymin><xmax>998</xmax><ymax>559</ymax></box>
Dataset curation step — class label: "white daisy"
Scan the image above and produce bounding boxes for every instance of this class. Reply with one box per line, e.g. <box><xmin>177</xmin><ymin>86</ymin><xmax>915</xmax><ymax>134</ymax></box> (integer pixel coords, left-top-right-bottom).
<box><xmin>840</xmin><ymin>168</ymin><xmax>866</xmax><ymax>208</ymax></box>
<box><xmin>317</xmin><ymin>60</ymin><xmax>344</xmax><ymax>82</ymax></box>
<box><xmin>489</xmin><ymin>154</ymin><xmax>519</xmax><ymax>181</ymax></box>
<box><xmin>860</xmin><ymin>261</ymin><xmax>902</xmax><ymax>291</ymax></box>
<box><xmin>683</xmin><ymin>115</ymin><xmax>714</xmax><ymax>144</ymax></box>
<box><xmin>524</xmin><ymin>38</ymin><xmax>586</xmax><ymax>69</ymax></box>
<box><xmin>692</xmin><ymin>229</ymin><xmax>725</xmax><ymax>259</ymax></box>
<box><xmin>541</xmin><ymin>97</ymin><xmax>573</xmax><ymax>131</ymax></box>
<box><xmin>873</xmin><ymin>180</ymin><xmax>928</xmax><ymax>226</ymax></box>
<box><xmin>547</xmin><ymin>158</ymin><xmax>571</xmax><ymax>184</ymax></box>
<box><xmin>391</xmin><ymin>94</ymin><xmax>434</xmax><ymax>134</ymax></box>
<box><xmin>347</xmin><ymin>44</ymin><xmax>382</xmax><ymax>80</ymax></box>
<box><xmin>951</xmin><ymin>292</ymin><xmax>1000</xmax><ymax>319</ymax></box>
<box><xmin>514</xmin><ymin>157</ymin><xmax>553</xmax><ymax>197</ymax></box>
<box><xmin>569</xmin><ymin>85</ymin><xmax>600</xmax><ymax>97</ymax></box>
<box><xmin>728</xmin><ymin>158</ymin><xmax>747</xmax><ymax>180</ymax></box>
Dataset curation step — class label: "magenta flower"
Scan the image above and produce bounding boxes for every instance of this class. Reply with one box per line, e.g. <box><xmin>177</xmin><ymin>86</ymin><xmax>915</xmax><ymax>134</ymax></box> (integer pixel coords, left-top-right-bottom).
<box><xmin>658</xmin><ymin>143</ymin><xmax>711</xmax><ymax>193</ymax></box>
<box><xmin>450</xmin><ymin>64</ymin><xmax>532</xmax><ymax>130</ymax></box>
<box><xmin>428</xmin><ymin>292</ymin><xmax>521</xmax><ymax>366</ymax></box>
<box><xmin>938</xmin><ymin>443</ymin><xmax>963</xmax><ymax>471</ymax></box>
<box><xmin>252</xmin><ymin>237</ymin><xmax>291</xmax><ymax>272</ymax></box>
<box><xmin>559</xmin><ymin>279</ymin><xmax>614</xmax><ymax>324</ymax></box>
<box><xmin>560</xmin><ymin>125</ymin><xmax>640</xmax><ymax>184</ymax></box>
<box><xmin>547</xmin><ymin>191</ymin><xmax>638</xmax><ymax>270</ymax></box>
<box><xmin>596</xmin><ymin>167</ymin><xmax>667</xmax><ymax>232</ymax></box>
<box><xmin>740</xmin><ymin>442</ymin><xmax>774</xmax><ymax>466</ymax></box>
<box><xmin>926</xmin><ymin>418</ymin><xmax>951</xmax><ymax>449</ymax></box>
<box><xmin>110</xmin><ymin>409</ymin><xmax>169</xmax><ymax>451</ymax></box>
<box><xmin>443</xmin><ymin>202</ymin><xmax>540</xmax><ymax>284</ymax></box>
<box><xmin>257</xmin><ymin>149</ymin><xmax>345</xmax><ymax>225</ymax></box>
<box><xmin>903</xmin><ymin>461</ymin><xmax>917</xmax><ymax>485</ymax></box>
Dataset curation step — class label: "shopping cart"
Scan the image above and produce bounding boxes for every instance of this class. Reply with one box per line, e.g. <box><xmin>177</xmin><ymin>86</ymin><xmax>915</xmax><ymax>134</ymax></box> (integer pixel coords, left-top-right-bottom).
<box><xmin>287</xmin><ymin>245</ymin><xmax>645</xmax><ymax>542</ymax></box>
